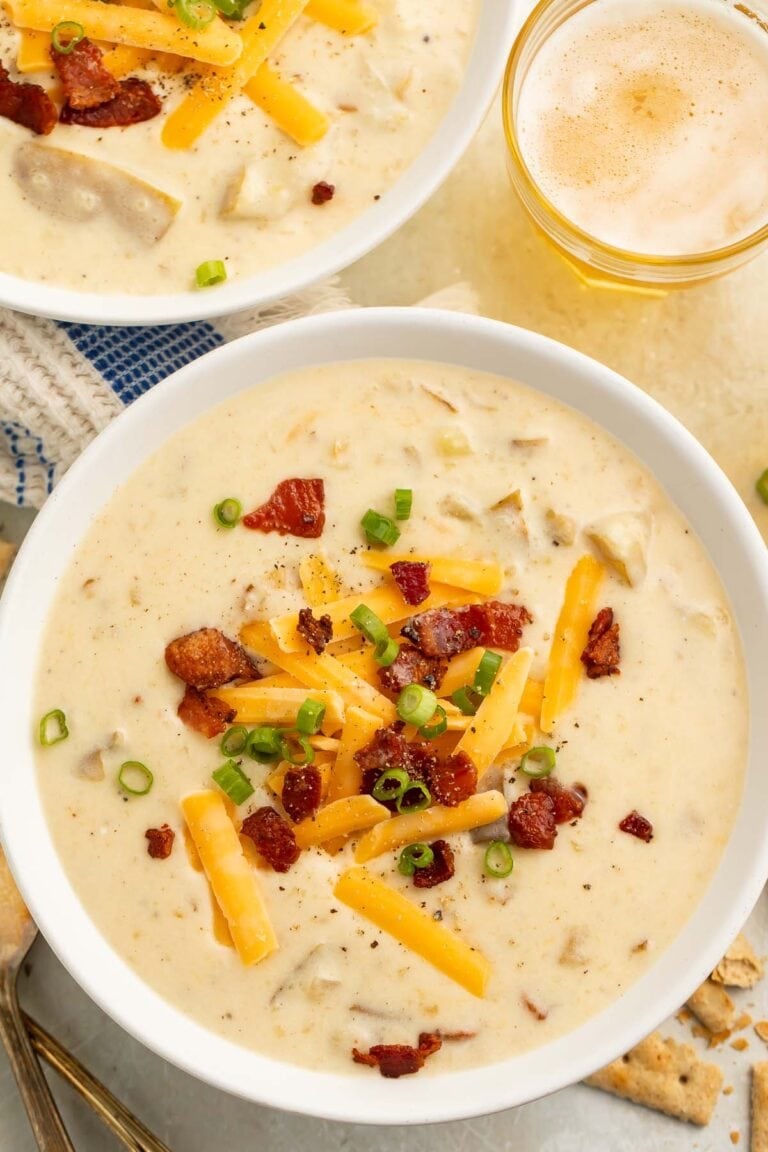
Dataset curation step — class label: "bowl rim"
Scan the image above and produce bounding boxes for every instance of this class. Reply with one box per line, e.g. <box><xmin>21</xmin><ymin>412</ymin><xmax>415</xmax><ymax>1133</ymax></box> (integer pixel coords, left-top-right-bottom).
<box><xmin>1</xmin><ymin>307</ymin><xmax>767</xmax><ymax>1125</ymax></box>
<box><xmin>0</xmin><ymin>4</ymin><xmax>518</xmax><ymax>326</ymax></box>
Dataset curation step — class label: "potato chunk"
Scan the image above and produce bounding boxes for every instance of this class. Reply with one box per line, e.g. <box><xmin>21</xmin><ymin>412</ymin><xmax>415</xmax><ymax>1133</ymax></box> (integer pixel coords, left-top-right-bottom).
<box><xmin>586</xmin><ymin>511</ymin><xmax>652</xmax><ymax>586</ymax></box>
<box><xmin>14</xmin><ymin>142</ymin><xmax>180</xmax><ymax>244</ymax></box>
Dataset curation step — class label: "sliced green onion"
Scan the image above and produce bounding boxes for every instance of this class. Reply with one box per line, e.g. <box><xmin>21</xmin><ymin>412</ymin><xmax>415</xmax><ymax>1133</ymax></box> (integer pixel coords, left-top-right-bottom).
<box><xmin>451</xmin><ymin>686</ymin><xmax>481</xmax><ymax>716</ymax></box>
<box><xmin>419</xmin><ymin>704</ymin><xmax>447</xmax><ymax>740</ymax></box>
<box><xmin>171</xmin><ymin>0</ymin><xmax>216</xmax><ymax>29</ymax></box>
<box><xmin>246</xmin><ymin>726</ymin><xmax>282</xmax><ymax>763</ymax></box>
<box><xmin>520</xmin><ymin>745</ymin><xmax>557</xmax><ymax>778</ymax></box>
<box><xmin>484</xmin><ymin>840</ymin><xmax>514</xmax><ymax>878</ymax></box>
<box><xmin>39</xmin><ymin>709</ymin><xmax>69</xmax><ymax>747</ymax></box>
<box><xmin>280</xmin><ymin>730</ymin><xmax>315</xmax><ymax>766</ymax></box>
<box><xmin>212</xmin><ymin>759</ymin><xmax>254</xmax><ymax>805</ymax></box>
<box><xmin>397</xmin><ymin>684</ymin><xmax>438</xmax><ymax>728</ymax></box>
<box><xmin>118</xmin><ymin>760</ymin><xmax>153</xmax><ymax>796</ymax></box>
<box><xmin>220</xmin><ymin>725</ymin><xmax>249</xmax><ymax>756</ymax></box>
<box><xmin>398</xmin><ymin>842</ymin><xmax>434</xmax><ymax>876</ymax></box>
<box><xmin>296</xmin><ymin>698</ymin><xmax>326</xmax><ymax>736</ymax></box>
<box><xmin>394</xmin><ymin>488</ymin><xmax>413</xmax><ymax>521</ymax></box>
<box><xmin>51</xmin><ymin>20</ymin><xmax>84</xmax><ymax>53</ymax></box>
<box><xmin>396</xmin><ymin>780</ymin><xmax>432</xmax><ymax>814</ymax></box>
<box><xmin>473</xmin><ymin>650</ymin><xmax>502</xmax><ymax>697</ymax></box>
<box><xmin>350</xmin><ymin>603</ymin><xmax>389</xmax><ymax>645</ymax></box>
<box><xmin>213</xmin><ymin>0</ymin><xmax>249</xmax><ymax>16</ymax></box>
<box><xmin>374</xmin><ymin>635</ymin><xmax>400</xmax><ymax>667</ymax></box>
<box><xmin>212</xmin><ymin>497</ymin><xmax>241</xmax><ymax>528</ymax></box>
<box><xmin>195</xmin><ymin>259</ymin><xmax>227</xmax><ymax>288</ymax></box>
<box><xmin>371</xmin><ymin>768</ymin><xmax>409</xmax><ymax>802</ymax></box>
<box><xmin>757</xmin><ymin>468</ymin><xmax>768</xmax><ymax>505</ymax></box>
<box><xmin>361</xmin><ymin>508</ymin><xmax>401</xmax><ymax>548</ymax></box>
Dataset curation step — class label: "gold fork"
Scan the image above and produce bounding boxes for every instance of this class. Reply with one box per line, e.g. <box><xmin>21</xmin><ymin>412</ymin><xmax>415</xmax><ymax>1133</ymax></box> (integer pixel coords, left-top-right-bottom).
<box><xmin>1</xmin><ymin>845</ymin><xmax>171</xmax><ymax>1152</ymax></box>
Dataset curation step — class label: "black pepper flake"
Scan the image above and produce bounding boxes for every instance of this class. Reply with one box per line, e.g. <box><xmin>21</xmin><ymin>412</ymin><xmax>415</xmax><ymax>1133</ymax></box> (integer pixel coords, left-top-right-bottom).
<box><xmin>433</xmin><ymin>909</ymin><xmax>443</xmax><ymax>921</ymax></box>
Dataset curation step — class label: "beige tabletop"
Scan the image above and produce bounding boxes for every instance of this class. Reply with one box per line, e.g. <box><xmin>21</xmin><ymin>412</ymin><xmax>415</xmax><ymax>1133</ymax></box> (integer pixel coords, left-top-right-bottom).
<box><xmin>2</xmin><ymin>88</ymin><xmax>768</xmax><ymax>1152</ymax></box>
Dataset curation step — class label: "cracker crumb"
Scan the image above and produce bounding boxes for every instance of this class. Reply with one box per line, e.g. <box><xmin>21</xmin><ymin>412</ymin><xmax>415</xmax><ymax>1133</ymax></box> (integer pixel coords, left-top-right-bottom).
<box><xmin>712</xmin><ymin>934</ymin><xmax>764</xmax><ymax>989</ymax></box>
<box><xmin>751</xmin><ymin>1063</ymin><xmax>768</xmax><ymax>1152</ymax></box>
<box><xmin>687</xmin><ymin>979</ymin><xmax>736</xmax><ymax>1035</ymax></box>
<box><xmin>755</xmin><ymin>1023</ymin><xmax>768</xmax><ymax>1044</ymax></box>
<box><xmin>731</xmin><ymin>1130</ymin><xmax>740</xmax><ymax>1144</ymax></box>
<box><xmin>725</xmin><ymin>1086</ymin><xmax>735</xmax><ymax>1096</ymax></box>
<box><xmin>733</xmin><ymin>1038</ymin><xmax>751</xmax><ymax>1052</ymax></box>
<box><xmin>737</xmin><ymin>1015</ymin><xmax>755</xmax><ymax>1032</ymax></box>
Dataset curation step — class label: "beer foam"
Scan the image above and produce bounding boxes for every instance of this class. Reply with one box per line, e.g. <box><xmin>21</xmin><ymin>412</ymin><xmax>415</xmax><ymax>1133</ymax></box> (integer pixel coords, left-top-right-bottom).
<box><xmin>516</xmin><ymin>0</ymin><xmax>768</xmax><ymax>255</ymax></box>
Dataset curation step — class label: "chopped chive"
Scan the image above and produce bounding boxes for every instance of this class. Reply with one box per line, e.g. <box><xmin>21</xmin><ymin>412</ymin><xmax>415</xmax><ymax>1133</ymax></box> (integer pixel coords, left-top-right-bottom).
<box><xmin>396</xmin><ymin>780</ymin><xmax>432</xmax><ymax>814</ymax></box>
<box><xmin>213</xmin><ymin>497</ymin><xmax>241</xmax><ymax>529</ymax></box>
<box><xmin>757</xmin><ymin>468</ymin><xmax>768</xmax><ymax>505</ymax></box>
<box><xmin>451</xmin><ymin>685</ymin><xmax>482</xmax><ymax>716</ymax></box>
<box><xmin>220</xmin><ymin>725</ymin><xmax>249</xmax><ymax>757</ymax></box>
<box><xmin>398</xmin><ymin>842</ymin><xmax>434</xmax><ymax>876</ymax></box>
<box><xmin>195</xmin><ymin>259</ymin><xmax>227</xmax><ymax>289</ymax></box>
<box><xmin>473</xmin><ymin>650</ymin><xmax>502</xmax><ymax>697</ymax></box>
<box><xmin>39</xmin><ymin>708</ymin><xmax>68</xmax><ymax>747</ymax></box>
<box><xmin>394</xmin><ymin>488</ymin><xmax>413</xmax><ymax>521</ymax></box>
<box><xmin>172</xmin><ymin>0</ymin><xmax>216</xmax><ymax>30</ymax></box>
<box><xmin>296</xmin><ymin>698</ymin><xmax>326</xmax><ymax>736</ymax></box>
<box><xmin>374</xmin><ymin>635</ymin><xmax>400</xmax><ymax>667</ymax></box>
<box><xmin>361</xmin><ymin>508</ymin><xmax>400</xmax><ymax>548</ymax></box>
<box><xmin>246</xmin><ymin>726</ymin><xmax>282</xmax><ymax>763</ymax></box>
<box><xmin>51</xmin><ymin>20</ymin><xmax>84</xmax><ymax>53</ymax></box>
<box><xmin>372</xmin><ymin>768</ymin><xmax>410</xmax><ymax>802</ymax></box>
<box><xmin>280</xmin><ymin>730</ymin><xmax>315</xmax><ymax>766</ymax></box>
<box><xmin>520</xmin><ymin>745</ymin><xmax>557</xmax><ymax>778</ymax></box>
<box><xmin>484</xmin><ymin>840</ymin><xmax>514</xmax><ymax>878</ymax></box>
<box><xmin>396</xmin><ymin>684</ymin><xmax>438</xmax><ymax>728</ymax></box>
<box><xmin>419</xmin><ymin>704</ymin><xmax>447</xmax><ymax>740</ymax></box>
<box><xmin>350</xmin><ymin>603</ymin><xmax>389</xmax><ymax>646</ymax></box>
<box><xmin>212</xmin><ymin>759</ymin><xmax>254</xmax><ymax>805</ymax></box>
<box><xmin>117</xmin><ymin>760</ymin><xmax>153</xmax><ymax>796</ymax></box>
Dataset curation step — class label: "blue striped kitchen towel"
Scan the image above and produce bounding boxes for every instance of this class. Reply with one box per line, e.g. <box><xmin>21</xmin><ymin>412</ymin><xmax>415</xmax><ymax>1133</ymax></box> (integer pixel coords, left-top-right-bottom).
<box><xmin>0</xmin><ymin>281</ymin><xmax>352</xmax><ymax>508</ymax></box>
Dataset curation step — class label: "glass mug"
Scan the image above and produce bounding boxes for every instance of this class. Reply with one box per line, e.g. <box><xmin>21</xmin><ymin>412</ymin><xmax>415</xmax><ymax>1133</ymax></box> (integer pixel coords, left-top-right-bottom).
<box><xmin>503</xmin><ymin>0</ymin><xmax>768</xmax><ymax>290</ymax></box>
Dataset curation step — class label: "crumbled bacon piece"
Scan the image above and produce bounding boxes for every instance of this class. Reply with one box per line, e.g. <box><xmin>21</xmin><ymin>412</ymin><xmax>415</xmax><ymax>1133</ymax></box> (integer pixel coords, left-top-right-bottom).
<box><xmin>352</xmin><ymin>1032</ymin><xmax>442</xmax><ymax>1078</ymax></box>
<box><xmin>177</xmin><ymin>686</ymin><xmax>235</xmax><ymax>738</ymax></box>
<box><xmin>145</xmin><ymin>824</ymin><xmax>175</xmax><ymax>859</ymax></box>
<box><xmin>508</xmin><ymin>791</ymin><xmax>557</xmax><ymax>849</ymax></box>
<box><xmin>241</xmin><ymin>807</ymin><xmax>300</xmax><ymax>872</ymax></box>
<box><xmin>619</xmin><ymin>810</ymin><xmax>654</xmax><ymax>842</ymax></box>
<box><xmin>165</xmin><ymin>627</ymin><xmax>259</xmax><ymax>690</ymax></box>
<box><xmin>521</xmin><ymin>995</ymin><xmax>547</xmax><ymax>1021</ymax></box>
<box><xmin>402</xmin><ymin>601</ymin><xmax>532</xmax><ymax>659</ymax></box>
<box><xmin>311</xmin><ymin>180</ymin><xmax>335</xmax><ymax>205</ymax></box>
<box><xmin>390</xmin><ymin>561</ymin><xmax>431</xmax><ymax>607</ymax></box>
<box><xmin>296</xmin><ymin>607</ymin><xmax>332</xmax><ymax>654</ymax></box>
<box><xmin>413</xmin><ymin>839</ymin><xmax>455</xmax><ymax>888</ymax></box>
<box><xmin>60</xmin><ymin>78</ymin><xmax>161</xmax><ymax>127</ymax></box>
<box><xmin>0</xmin><ymin>64</ymin><xmax>57</xmax><ymax>135</ymax></box>
<box><xmin>52</xmin><ymin>38</ymin><xmax>119</xmax><ymax>110</ymax></box>
<box><xmin>281</xmin><ymin>765</ymin><xmax>322</xmax><ymax>823</ymax></box>
<box><xmin>581</xmin><ymin>607</ymin><xmax>621</xmax><ymax>679</ymax></box>
<box><xmin>355</xmin><ymin>724</ymin><xmax>437</xmax><ymax>802</ymax></box>
<box><xmin>529</xmin><ymin>777</ymin><xmax>586</xmax><ymax>824</ymax></box>
<box><xmin>429</xmin><ymin>751</ymin><xmax>477</xmax><ymax>807</ymax></box>
<box><xmin>377</xmin><ymin>643</ymin><xmax>447</xmax><ymax>694</ymax></box>
<box><xmin>243</xmin><ymin>478</ymin><xmax>325</xmax><ymax>539</ymax></box>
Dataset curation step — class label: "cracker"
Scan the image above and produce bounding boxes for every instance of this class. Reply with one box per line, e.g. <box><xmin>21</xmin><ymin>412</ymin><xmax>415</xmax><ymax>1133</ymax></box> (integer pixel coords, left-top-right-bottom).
<box><xmin>713</xmin><ymin>933</ymin><xmax>764</xmax><ymax>989</ymax></box>
<box><xmin>687</xmin><ymin>978</ymin><xmax>736</xmax><ymax>1034</ymax></box>
<box><xmin>755</xmin><ymin>1023</ymin><xmax>768</xmax><ymax>1044</ymax></box>
<box><xmin>751</xmin><ymin>1063</ymin><xmax>768</xmax><ymax>1152</ymax></box>
<box><xmin>585</xmin><ymin>1031</ymin><xmax>723</xmax><ymax>1126</ymax></box>
<box><xmin>0</xmin><ymin>539</ymin><xmax>16</xmax><ymax>580</ymax></box>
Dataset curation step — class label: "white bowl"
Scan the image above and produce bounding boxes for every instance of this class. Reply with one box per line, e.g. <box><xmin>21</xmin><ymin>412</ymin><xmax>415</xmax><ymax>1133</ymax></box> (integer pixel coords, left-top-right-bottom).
<box><xmin>0</xmin><ymin>5</ymin><xmax>518</xmax><ymax>326</ymax></box>
<box><xmin>1</xmin><ymin>308</ymin><xmax>767</xmax><ymax>1125</ymax></box>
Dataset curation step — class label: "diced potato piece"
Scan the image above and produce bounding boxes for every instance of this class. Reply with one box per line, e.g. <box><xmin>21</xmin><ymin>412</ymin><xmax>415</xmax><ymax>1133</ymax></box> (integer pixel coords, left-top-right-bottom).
<box><xmin>586</xmin><ymin>511</ymin><xmax>652</xmax><ymax>587</ymax></box>
<box><xmin>545</xmin><ymin>508</ymin><xmax>576</xmax><ymax>546</ymax></box>
<box><xmin>223</xmin><ymin>153</ymin><xmax>307</xmax><ymax>222</ymax></box>
<box><xmin>436</xmin><ymin>428</ymin><xmax>472</xmax><ymax>456</ymax></box>
<box><xmin>14</xmin><ymin>143</ymin><xmax>180</xmax><ymax>245</ymax></box>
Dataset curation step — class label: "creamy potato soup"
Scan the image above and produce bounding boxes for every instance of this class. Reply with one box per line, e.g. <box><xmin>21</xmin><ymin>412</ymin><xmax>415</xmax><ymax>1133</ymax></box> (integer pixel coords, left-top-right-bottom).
<box><xmin>35</xmin><ymin>361</ymin><xmax>746</xmax><ymax>1076</ymax></box>
<box><xmin>0</xmin><ymin>0</ymin><xmax>477</xmax><ymax>294</ymax></box>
